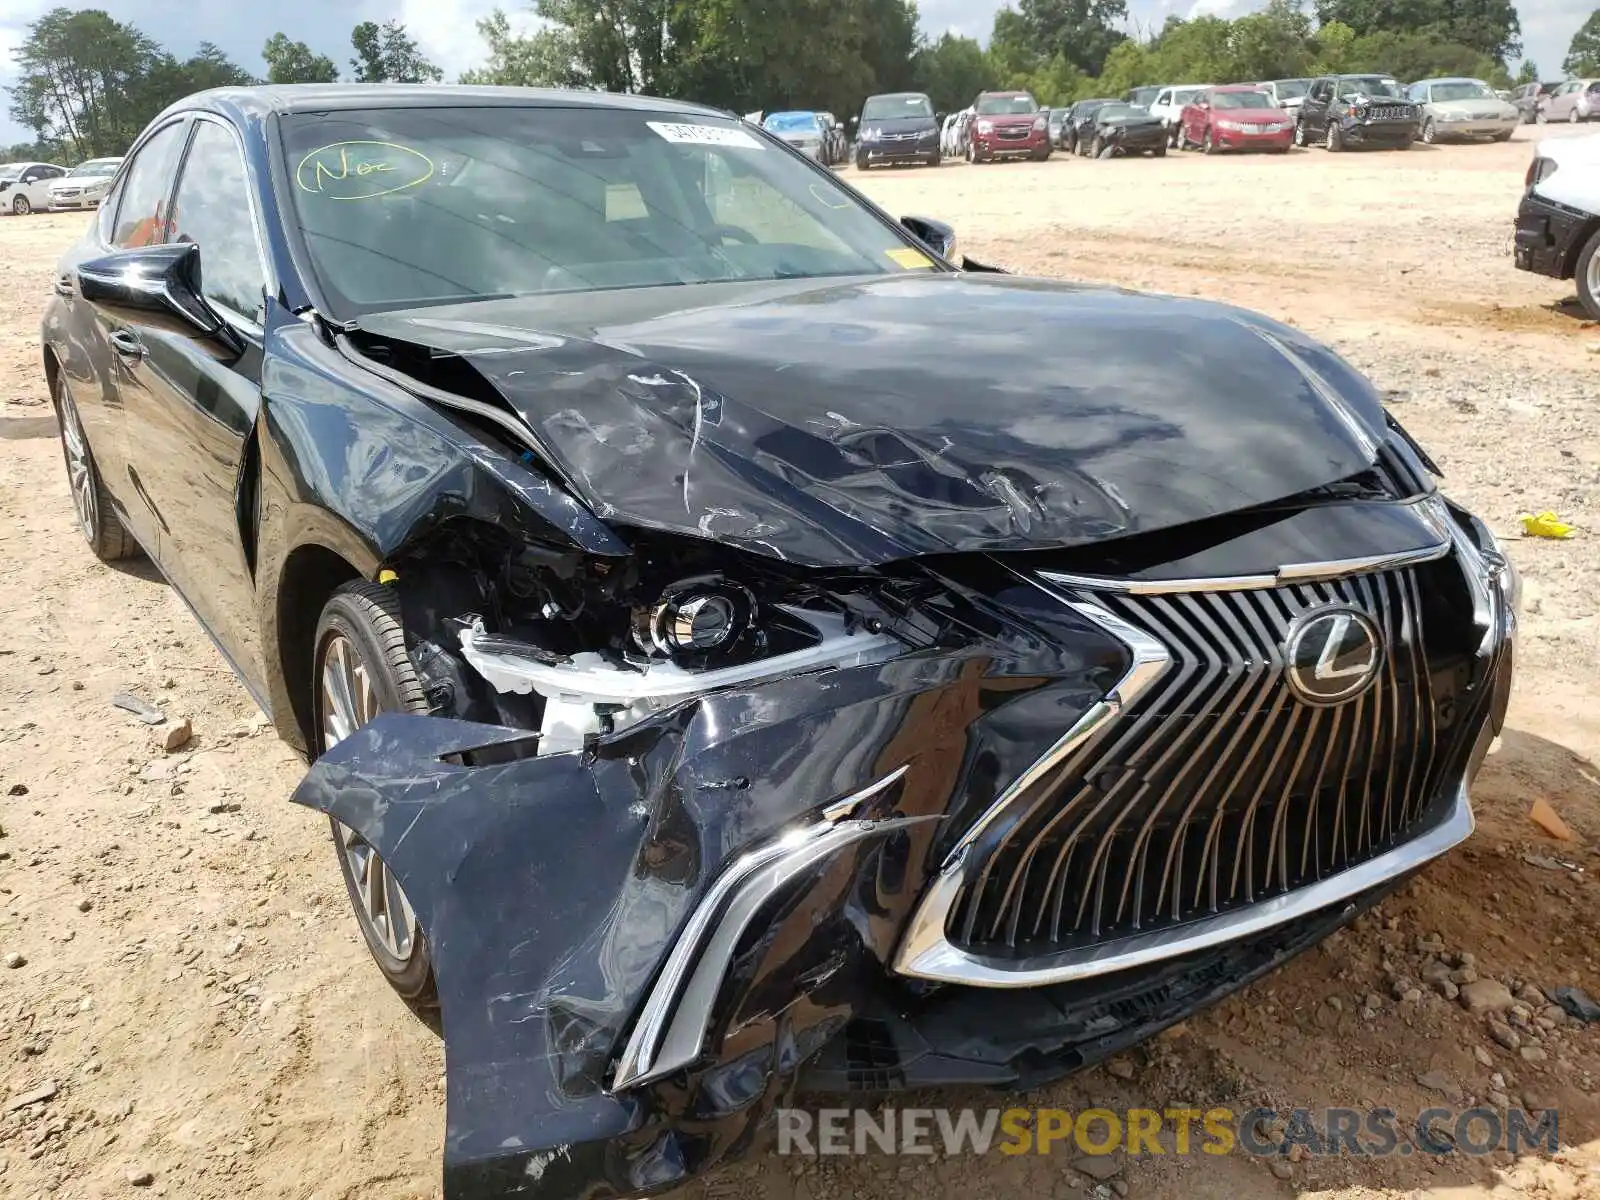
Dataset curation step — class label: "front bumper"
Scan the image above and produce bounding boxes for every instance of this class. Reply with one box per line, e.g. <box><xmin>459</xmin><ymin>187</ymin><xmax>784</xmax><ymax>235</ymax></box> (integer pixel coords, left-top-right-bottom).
<box><xmin>1432</xmin><ymin>118</ymin><xmax>1518</xmax><ymax>139</ymax></box>
<box><xmin>1107</xmin><ymin>128</ymin><xmax>1167</xmax><ymax>153</ymax></box>
<box><xmin>293</xmin><ymin>498</ymin><xmax>1514</xmax><ymax>1200</ymax></box>
<box><xmin>48</xmin><ymin>195</ymin><xmax>101</xmax><ymax>210</ymax></box>
<box><xmin>1514</xmin><ymin>191</ymin><xmax>1594</xmax><ymax>279</ymax></box>
<box><xmin>861</xmin><ymin>136</ymin><xmax>938</xmax><ymax>162</ymax></box>
<box><xmin>973</xmin><ymin>129</ymin><xmax>1047</xmax><ymax>157</ymax></box>
<box><xmin>1212</xmin><ymin>124</ymin><xmax>1295</xmax><ymax>150</ymax></box>
<box><xmin>1342</xmin><ymin>118</ymin><xmax>1421</xmax><ymax>146</ymax></box>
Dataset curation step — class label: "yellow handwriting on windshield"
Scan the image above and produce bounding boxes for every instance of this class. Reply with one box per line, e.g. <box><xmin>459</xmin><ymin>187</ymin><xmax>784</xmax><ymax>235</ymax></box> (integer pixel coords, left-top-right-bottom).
<box><xmin>295</xmin><ymin>141</ymin><xmax>435</xmax><ymax>200</ymax></box>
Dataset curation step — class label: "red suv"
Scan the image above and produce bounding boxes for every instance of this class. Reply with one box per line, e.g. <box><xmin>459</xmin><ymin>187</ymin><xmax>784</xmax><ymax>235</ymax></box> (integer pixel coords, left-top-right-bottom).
<box><xmin>967</xmin><ymin>90</ymin><xmax>1051</xmax><ymax>163</ymax></box>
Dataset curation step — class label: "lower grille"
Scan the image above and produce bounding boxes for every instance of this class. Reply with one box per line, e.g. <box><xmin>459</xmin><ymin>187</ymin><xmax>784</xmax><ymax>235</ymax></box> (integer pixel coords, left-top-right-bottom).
<box><xmin>951</xmin><ymin>568</ymin><xmax>1468</xmax><ymax>957</ymax></box>
<box><xmin>1366</xmin><ymin>105</ymin><xmax>1412</xmax><ymax>121</ymax></box>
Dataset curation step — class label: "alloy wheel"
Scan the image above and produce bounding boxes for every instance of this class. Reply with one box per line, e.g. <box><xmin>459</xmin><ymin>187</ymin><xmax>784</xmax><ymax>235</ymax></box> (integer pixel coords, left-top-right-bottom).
<box><xmin>12</xmin><ymin>195</ymin><xmax>29</xmax><ymax>216</ymax></box>
<box><xmin>1587</xmin><ymin>249</ymin><xmax>1600</xmax><ymax>310</ymax></box>
<box><xmin>1571</xmin><ymin>109</ymin><xmax>1581</xmax><ymax>124</ymax></box>
<box><xmin>320</xmin><ymin>632</ymin><xmax>419</xmax><ymax>966</ymax></box>
<box><xmin>1422</xmin><ymin>120</ymin><xmax>1436</xmax><ymax>144</ymax></box>
<box><xmin>57</xmin><ymin>383</ymin><xmax>97</xmax><ymax>544</ymax></box>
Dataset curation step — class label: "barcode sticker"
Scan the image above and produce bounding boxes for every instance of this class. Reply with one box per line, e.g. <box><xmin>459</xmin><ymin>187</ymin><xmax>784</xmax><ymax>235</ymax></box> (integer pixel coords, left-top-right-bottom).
<box><xmin>648</xmin><ymin>121</ymin><xmax>763</xmax><ymax>149</ymax></box>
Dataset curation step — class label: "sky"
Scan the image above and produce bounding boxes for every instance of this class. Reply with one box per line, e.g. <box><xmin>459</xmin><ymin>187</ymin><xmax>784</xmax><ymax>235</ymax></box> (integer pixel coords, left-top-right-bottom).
<box><xmin>0</xmin><ymin>0</ymin><xmax>1593</xmax><ymax>145</ymax></box>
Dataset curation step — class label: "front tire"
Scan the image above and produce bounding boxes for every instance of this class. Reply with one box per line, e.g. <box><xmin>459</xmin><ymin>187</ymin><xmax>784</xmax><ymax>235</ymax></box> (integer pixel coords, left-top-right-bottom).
<box><xmin>1571</xmin><ymin>109</ymin><xmax>1581</xmax><ymax>124</ymax></box>
<box><xmin>1327</xmin><ymin>123</ymin><xmax>1344</xmax><ymax>152</ymax></box>
<box><xmin>1202</xmin><ymin>129</ymin><xmax>1216</xmax><ymax>155</ymax></box>
<box><xmin>54</xmin><ymin>373</ymin><xmax>135</xmax><ymax>562</ymax></box>
<box><xmin>1421</xmin><ymin>119</ymin><xmax>1437</xmax><ymax>144</ymax></box>
<box><xmin>314</xmin><ymin>581</ymin><xmax>440</xmax><ymax>1030</ymax></box>
<box><xmin>12</xmin><ymin>194</ymin><xmax>30</xmax><ymax>216</ymax></box>
<box><xmin>1294</xmin><ymin>120</ymin><xmax>1309</xmax><ymax>148</ymax></box>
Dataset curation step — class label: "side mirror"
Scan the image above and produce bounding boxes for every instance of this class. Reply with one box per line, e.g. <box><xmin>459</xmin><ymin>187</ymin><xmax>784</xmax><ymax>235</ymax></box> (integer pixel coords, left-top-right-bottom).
<box><xmin>848</xmin><ymin>116</ymin><xmax>859</xmax><ymax>129</ymax></box>
<box><xmin>936</xmin><ymin>111</ymin><xmax>947</xmax><ymax>124</ymax></box>
<box><xmin>900</xmin><ymin>215</ymin><xmax>956</xmax><ymax>260</ymax></box>
<box><xmin>76</xmin><ymin>242</ymin><xmax>237</xmax><ymax>348</ymax></box>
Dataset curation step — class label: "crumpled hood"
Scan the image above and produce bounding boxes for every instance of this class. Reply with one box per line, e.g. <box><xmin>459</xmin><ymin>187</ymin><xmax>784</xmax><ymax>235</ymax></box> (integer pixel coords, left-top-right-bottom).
<box><xmin>357</xmin><ymin>272</ymin><xmax>1388</xmax><ymax>567</ymax></box>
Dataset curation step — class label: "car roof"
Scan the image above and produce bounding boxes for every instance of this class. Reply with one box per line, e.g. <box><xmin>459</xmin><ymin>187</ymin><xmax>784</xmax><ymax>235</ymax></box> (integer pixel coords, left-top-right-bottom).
<box><xmin>154</xmin><ymin>83</ymin><xmax>726</xmax><ymax>130</ymax></box>
<box><xmin>866</xmin><ymin>91</ymin><xmax>930</xmax><ymax>100</ymax></box>
<box><xmin>1211</xmin><ymin>84</ymin><xmax>1266</xmax><ymax>92</ymax></box>
<box><xmin>1416</xmin><ymin>76</ymin><xmax>1487</xmax><ymax>85</ymax></box>
<box><xmin>764</xmin><ymin>110</ymin><xmax>818</xmax><ymax>119</ymax></box>
<box><xmin>979</xmin><ymin>90</ymin><xmax>1032</xmax><ymax>97</ymax></box>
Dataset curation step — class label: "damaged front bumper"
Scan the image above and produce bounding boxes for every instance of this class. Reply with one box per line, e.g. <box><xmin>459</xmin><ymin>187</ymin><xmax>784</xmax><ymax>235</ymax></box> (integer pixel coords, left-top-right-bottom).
<box><xmin>292</xmin><ymin>510</ymin><xmax>1515</xmax><ymax>1200</ymax></box>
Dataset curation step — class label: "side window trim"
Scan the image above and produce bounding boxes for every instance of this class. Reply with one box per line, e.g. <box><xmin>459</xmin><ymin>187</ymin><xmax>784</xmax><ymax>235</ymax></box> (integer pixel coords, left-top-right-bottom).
<box><xmin>168</xmin><ymin>113</ymin><xmax>274</xmax><ymax>336</ymax></box>
<box><xmin>108</xmin><ymin>116</ymin><xmax>191</xmax><ymax>249</ymax></box>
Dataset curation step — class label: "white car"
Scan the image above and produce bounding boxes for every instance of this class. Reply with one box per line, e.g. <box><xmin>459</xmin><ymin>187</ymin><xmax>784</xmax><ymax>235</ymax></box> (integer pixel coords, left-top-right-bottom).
<box><xmin>1257</xmin><ymin>78</ymin><xmax>1312</xmax><ymax>117</ymax></box>
<box><xmin>1149</xmin><ymin>84</ymin><xmax>1213</xmax><ymax>144</ymax></box>
<box><xmin>940</xmin><ymin>111</ymin><xmax>961</xmax><ymax>157</ymax></box>
<box><xmin>46</xmin><ymin>157</ymin><xmax>124</xmax><ymax>211</ymax></box>
<box><xmin>1514</xmin><ymin>132</ymin><xmax>1600</xmax><ymax>317</ymax></box>
<box><xmin>0</xmin><ymin>161</ymin><xmax>68</xmax><ymax>216</ymax></box>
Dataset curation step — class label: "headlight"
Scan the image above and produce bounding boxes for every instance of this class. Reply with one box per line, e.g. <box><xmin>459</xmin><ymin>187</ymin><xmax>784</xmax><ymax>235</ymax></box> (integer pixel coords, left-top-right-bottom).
<box><xmin>861</xmin><ymin>128</ymin><xmax>879</xmax><ymax>142</ymax></box>
<box><xmin>977</xmin><ymin>120</ymin><xmax>994</xmax><ymax>135</ymax></box>
<box><xmin>1441</xmin><ymin>111</ymin><xmax>1465</xmax><ymax>121</ymax></box>
<box><xmin>1216</xmin><ymin>120</ymin><xmax>1247</xmax><ymax>132</ymax></box>
<box><xmin>1032</xmin><ymin>115</ymin><xmax>1047</xmax><ymax>130</ymax></box>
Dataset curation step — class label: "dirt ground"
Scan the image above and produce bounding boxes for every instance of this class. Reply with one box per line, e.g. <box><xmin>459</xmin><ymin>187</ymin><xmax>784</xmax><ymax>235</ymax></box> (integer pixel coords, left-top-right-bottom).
<box><xmin>4</xmin><ymin>126</ymin><xmax>1600</xmax><ymax>1200</ymax></box>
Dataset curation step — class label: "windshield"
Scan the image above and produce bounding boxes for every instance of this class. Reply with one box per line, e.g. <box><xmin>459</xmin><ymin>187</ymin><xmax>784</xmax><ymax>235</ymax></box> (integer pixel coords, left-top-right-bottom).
<box><xmin>1172</xmin><ymin>88</ymin><xmax>1205</xmax><ymax>106</ymax></box>
<box><xmin>1339</xmin><ymin>77</ymin><xmax>1403</xmax><ymax>99</ymax></box>
<box><xmin>1127</xmin><ymin>87</ymin><xmax>1161</xmax><ymax>106</ymax></box>
<box><xmin>1273</xmin><ymin>79</ymin><xmax>1309</xmax><ymax>98</ymax></box>
<box><xmin>1097</xmin><ymin>104</ymin><xmax>1141</xmax><ymax>121</ymax></box>
<box><xmin>0</xmin><ymin>165</ymin><xmax>21</xmax><ymax>180</ymax></box>
<box><xmin>1430</xmin><ymin>81</ymin><xmax>1493</xmax><ymax>101</ymax></box>
<box><xmin>862</xmin><ymin>94</ymin><xmax>933</xmax><ymax>121</ymax></box>
<box><xmin>280</xmin><ymin>106</ymin><xmax>938</xmax><ymax>317</ymax></box>
<box><xmin>976</xmin><ymin>93</ymin><xmax>1038</xmax><ymax>115</ymax></box>
<box><xmin>68</xmin><ymin>159</ymin><xmax>120</xmax><ymax>177</ymax></box>
<box><xmin>1212</xmin><ymin>91</ymin><xmax>1274</xmax><ymax>109</ymax></box>
<box><xmin>764</xmin><ymin>112</ymin><xmax>820</xmax><ymax>134</ymax></box>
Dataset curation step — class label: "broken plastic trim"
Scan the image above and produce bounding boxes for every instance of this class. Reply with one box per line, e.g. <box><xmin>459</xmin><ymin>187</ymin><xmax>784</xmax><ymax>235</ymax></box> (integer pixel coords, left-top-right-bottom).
<box><xmin>612</xmin><ymin>764</ymin><xmax>927</xmax><ymax>1091</ymax></box>
<box><xmin>459</xmin><ymin>606</ymin><xmax>902</xmax><ymax>710</ymax></box>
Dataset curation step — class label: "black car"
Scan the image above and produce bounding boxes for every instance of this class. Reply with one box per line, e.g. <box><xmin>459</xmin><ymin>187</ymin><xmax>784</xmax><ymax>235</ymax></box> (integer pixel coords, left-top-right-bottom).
<box><xmin>1296</xmin><ymin>74</ymin><xmax>1420</xmax><ymax>149</ymax></box>
<box><xmin>1065</xmin><ymin>97</ymin><xmax>1118</xmax><ymax>153</ymax></box>
<box><xmin>42</xmin><ymin>84</ymin><xmax>1516</xmax><ymax>1200</ymax></box>
<box><xmin>1082</xmin><ymin>101</ymin><xmax>1169</xmax><ymax>156</ymax></box>
<box><xmin>855</xmin><ymin>90</ymin><xmax>941</xmax><ymax>168</ymax></box>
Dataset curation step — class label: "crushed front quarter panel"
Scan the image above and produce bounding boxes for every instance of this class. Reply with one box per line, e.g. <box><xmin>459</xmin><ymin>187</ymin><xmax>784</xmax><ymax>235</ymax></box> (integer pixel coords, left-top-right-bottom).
<box><xmin>290</xmin><ymin>608</ymin><xmax>1119</xmax><ymax>1199</ymax></box>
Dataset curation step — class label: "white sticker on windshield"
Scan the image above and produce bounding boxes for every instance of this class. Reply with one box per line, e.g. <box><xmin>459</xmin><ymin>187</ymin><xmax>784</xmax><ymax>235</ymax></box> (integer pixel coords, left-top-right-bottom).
<box><xmin>648</xmin><ymin>121</ymin><xmax>763</xmax><ymax>149</ymax></box>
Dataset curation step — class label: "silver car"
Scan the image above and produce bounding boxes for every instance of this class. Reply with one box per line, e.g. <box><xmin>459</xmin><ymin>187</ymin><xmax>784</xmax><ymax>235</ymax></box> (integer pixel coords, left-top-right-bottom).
<box><xmin>761</xmin><ymin>110</ymin><xmax>827</xmax><ymax>160</ymax></box>
<box><xmin>46</xmin><ymin>157</ymin><xmax>124</xmax><ymax>210</ymax></box>
<box><xmin>1407</xmin><ymin>78</ymin><xmax>1519</xmax><ymax>143</ymax></box>
<box><xmin>1543</xmin><ymin>79</ymin><xmax>1600</xmax><ymax>123</ymax></box>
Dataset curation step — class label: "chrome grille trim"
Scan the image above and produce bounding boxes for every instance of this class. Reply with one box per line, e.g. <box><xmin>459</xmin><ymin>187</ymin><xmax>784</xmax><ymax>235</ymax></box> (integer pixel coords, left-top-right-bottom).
<box><xmin>893</xmin><ymin>552</ymin><xmax>1494</xmax><ymax>989</ymax></box>
<box><xmin>1037</xmin><ymin>539</ymin><xmax>1452</xmax><ymax>595</ymax></box>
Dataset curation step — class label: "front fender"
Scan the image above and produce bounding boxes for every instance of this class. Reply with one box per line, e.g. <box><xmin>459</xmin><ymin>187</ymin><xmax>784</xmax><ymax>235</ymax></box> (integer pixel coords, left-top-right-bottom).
<box><xmin>289</xmin><ymin>634</ymin><xmax>1068</xmax><ymax>1198</ymax></box>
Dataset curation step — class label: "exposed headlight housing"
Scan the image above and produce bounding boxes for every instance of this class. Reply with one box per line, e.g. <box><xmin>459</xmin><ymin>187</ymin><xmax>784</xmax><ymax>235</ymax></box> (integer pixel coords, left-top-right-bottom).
<box><xmin>977</xmin><ymin>119</ymin><xmax>994</xmax><ymax>134</ymax></box>
<box><xmin>1032</xmin><ymin>115</ymin><xmax>1048</xmax><ymax>130</ymax></box>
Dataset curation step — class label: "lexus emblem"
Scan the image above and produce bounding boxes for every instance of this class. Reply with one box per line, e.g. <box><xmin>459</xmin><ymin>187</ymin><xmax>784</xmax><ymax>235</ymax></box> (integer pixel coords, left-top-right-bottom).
<box><xmin>1284</xmin><ymin>607</ymin><xmax>1382</xmax><ymax>706</ymax></box>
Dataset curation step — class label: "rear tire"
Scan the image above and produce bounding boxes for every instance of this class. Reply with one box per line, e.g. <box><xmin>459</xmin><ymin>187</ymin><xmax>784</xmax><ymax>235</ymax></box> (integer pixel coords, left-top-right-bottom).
<box><xmin>1576</xmin><ymin>227</ymin><xmax>1600</xmax><ymax>321</ymax></box>
<box><xmin>1152</xmin><ymin>142</ymin><xmax>1166</xmax><ymax>157</ymax></box>
<box><xmin>314</xmin><ymin>581</ymin><xmax>441</xmax><ymax>1033</ymax></box>
<box><xmin>54</xmin><ymin>373</ymin><xmax>136</xmax><ymax>562</ymax></box>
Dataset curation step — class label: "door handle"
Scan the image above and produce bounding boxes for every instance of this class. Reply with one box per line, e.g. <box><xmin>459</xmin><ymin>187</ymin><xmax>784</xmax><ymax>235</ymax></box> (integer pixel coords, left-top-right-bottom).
<box><xmin>109</xmin><ymin>330</ymin><xmax>147</xmax><ymax>361</ymax></box>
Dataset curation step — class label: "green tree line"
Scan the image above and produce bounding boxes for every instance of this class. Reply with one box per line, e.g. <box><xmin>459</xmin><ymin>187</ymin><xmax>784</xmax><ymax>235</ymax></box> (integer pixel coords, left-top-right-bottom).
<box><xmin>5</xmin><ymin>0</ymin><xmax>1587</xmax><ymax>166</ymax></box>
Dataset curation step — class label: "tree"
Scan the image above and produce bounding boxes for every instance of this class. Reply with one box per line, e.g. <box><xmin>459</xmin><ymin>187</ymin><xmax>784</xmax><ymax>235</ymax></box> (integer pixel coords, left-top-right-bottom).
<box><xmin>1313</xmin><ymin>0</ymin><xmax>1520</xmax><ymax>64</ymax></box>
<box><xmin>350</xmin><ymin>20</ymin><xmax>443</xmax><ymax>83</ymax></box>
<box><xmin>459</xmin><ymin>10</ymin><xmax>584</xmax><ymax>87</ymax></box>
<box><xmin>1513</xmin><ymin>58</ymin><xmax>1538</xmax><ymax>85</ymax></box>
<box><xmin>1566</xmin><ymin>10</ymin><xmax>1600</xmax><ymax>75</ymax></box>
<box><xmin>263</xmin><ymin>33</ymin><xmax>338</xmax><ymax>83</ymax></box>
<box><xmin>1229</xmin><ymin>0</ymin><xmax>1316</xmax><ymax>80</ymax></box>
<box><xmin>912</xmin><ymin>34</ymin><xmax>995</xmax><ymax>113</ymax></box>
<box><xmin>993</xmin><ymin>0</ymin><xmax>1128</xmax><ymax>79</ymax></box>
<box><xmin>7</xmin><ymin>7</ymin><xmax>165</xmax><ymax>158</ymax></box>
<box><xmin>133</xmin><ymin>42</ymin><xmax>256</xmax><ymax>118</ymax></box>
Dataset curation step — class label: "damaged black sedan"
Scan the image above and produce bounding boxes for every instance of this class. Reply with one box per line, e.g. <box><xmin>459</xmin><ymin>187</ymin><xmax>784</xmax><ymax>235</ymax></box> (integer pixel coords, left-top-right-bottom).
<box><xmin>43</xmin><ymin>85</ymin><xmax>1516</xmax><ymax>1199</ymax></box>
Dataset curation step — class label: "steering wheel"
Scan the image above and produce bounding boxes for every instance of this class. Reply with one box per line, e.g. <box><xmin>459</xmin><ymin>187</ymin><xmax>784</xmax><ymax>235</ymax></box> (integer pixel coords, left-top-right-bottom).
<box><xmin>709</xmin><ymin>224</ymin><xmax>758</xmax><ymax>245</ymax></box>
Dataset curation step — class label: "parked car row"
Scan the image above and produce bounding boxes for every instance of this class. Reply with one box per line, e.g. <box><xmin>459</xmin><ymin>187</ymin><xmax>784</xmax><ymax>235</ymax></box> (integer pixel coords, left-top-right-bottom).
<box><xmin>0</xmin><ymin>156</ymin><xmax>125</xmax><ymax>215</ymax></box>
<box><xmin>1510</xmin><ymin>78</ymin><xmax>1600</xmax><ymax>124</ymax></box>
<box><xmin>760</xmin><ymin>110</ymin><xmax>849</xmax><ymax>165</ymax></box>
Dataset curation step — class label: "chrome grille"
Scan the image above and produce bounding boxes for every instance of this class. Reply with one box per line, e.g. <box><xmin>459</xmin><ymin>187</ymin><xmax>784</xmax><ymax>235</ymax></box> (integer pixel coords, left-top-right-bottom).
<box><xmin>1366</xmin><ymin>105</ymin><xmax>1412</xmax><ymax>121</ymax></box>
<box><xmin>951</xmin><ymin>568</ymin><xmax>1465</xmax><ymax>955</ymax></box>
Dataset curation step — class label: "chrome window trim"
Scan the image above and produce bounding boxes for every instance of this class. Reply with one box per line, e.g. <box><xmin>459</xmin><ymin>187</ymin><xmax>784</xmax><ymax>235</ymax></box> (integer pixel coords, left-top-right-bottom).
<box><xmin>612</xmin><ymin>766</ymin><xmax>925</xmax><ymax>1092</ymax></box>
